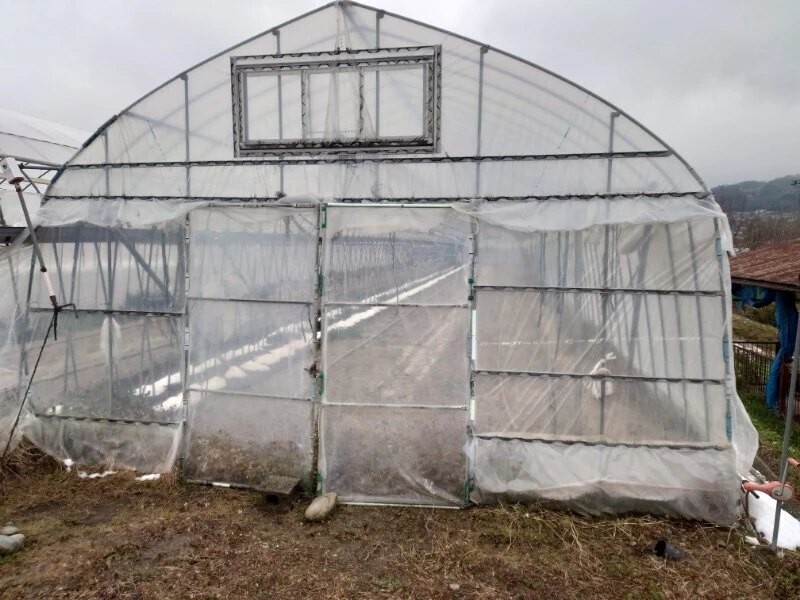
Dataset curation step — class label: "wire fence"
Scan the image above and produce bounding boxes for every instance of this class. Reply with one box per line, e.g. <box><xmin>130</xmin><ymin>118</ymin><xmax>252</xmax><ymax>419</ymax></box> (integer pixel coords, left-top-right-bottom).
<box><xmin>733</xmin><ymin>340</ymin><xmax>800</xmax><ymax>423</ymax></box>
<box><xmin>733</xmin><ymin>341</ymin><xmax>776</xmax><ymax>397</ymax></box>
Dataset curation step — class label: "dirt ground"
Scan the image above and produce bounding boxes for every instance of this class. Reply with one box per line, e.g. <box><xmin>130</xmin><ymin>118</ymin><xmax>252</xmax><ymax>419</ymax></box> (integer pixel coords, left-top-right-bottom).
<box><xmin>1</xmin><ymin>460</ymin><xmax>798</xmax><ymax>600</ymax></box>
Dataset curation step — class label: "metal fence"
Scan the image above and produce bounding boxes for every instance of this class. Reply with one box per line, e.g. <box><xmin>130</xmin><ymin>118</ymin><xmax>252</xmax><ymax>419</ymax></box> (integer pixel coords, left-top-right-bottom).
<box><xmin>733</xmin><ymin>341</ymin><xmax>777</xmax><ymax>397</ymax></box>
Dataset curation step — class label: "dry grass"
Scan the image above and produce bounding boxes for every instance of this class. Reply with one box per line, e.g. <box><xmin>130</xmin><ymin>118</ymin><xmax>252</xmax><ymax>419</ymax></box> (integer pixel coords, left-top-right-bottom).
<box><xmin>0</xmin><ymin>455</ymin><xmax>797</xmax><ymax>600</ymax></box>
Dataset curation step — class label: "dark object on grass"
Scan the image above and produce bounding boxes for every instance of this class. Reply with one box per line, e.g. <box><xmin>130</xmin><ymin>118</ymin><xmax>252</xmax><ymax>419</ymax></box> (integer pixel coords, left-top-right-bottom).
<box><xmin>654</xmin><ymin>540</ymin><xmax>685</xmax><ymax>561</ymax></box>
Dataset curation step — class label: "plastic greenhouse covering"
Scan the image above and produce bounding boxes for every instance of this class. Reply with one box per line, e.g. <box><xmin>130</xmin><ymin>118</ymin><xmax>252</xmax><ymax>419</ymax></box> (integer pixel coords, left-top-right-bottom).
<box><xmin>0</xmin><ymin>1</ymin><xmax>758</xmax><ymax>523</ymax></box>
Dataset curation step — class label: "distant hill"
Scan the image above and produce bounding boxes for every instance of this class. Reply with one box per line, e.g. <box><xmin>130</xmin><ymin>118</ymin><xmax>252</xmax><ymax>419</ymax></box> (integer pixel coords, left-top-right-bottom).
<box><xmin>713</xmin><ymin>175</ymin><xmax>800</xmax><ymax>212</ymax></box>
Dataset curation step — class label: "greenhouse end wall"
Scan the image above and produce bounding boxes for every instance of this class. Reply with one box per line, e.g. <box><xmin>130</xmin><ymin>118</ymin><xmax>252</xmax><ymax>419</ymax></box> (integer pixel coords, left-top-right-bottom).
<box><xmin>0</xmin><ymin>1</ymin><xmax>757</xmax><ymax>523</ymax></box>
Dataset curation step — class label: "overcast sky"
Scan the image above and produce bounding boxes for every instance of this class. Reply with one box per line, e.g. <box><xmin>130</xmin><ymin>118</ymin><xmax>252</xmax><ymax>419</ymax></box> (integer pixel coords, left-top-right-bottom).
<box><xmin>3</xmin><ymin>0</ymin><xmax>798</xmax><ymax>186</ymax></box>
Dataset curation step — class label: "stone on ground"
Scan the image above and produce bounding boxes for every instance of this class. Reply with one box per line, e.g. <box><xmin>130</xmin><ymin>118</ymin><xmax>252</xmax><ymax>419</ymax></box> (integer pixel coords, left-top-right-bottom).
<box><xmin>304</xmin><ymin>492</ymin><xmax>338</xmax><ymax>521</ymax></box>
<box><xmin>0</xmin><ymin>533</ymin><xmax>24</xmax><ymax>555</ymax></box>
<box><xmin>0</xmin><ymin>525</ymin><xmax>19</xmax><ymax>536</ymax></box>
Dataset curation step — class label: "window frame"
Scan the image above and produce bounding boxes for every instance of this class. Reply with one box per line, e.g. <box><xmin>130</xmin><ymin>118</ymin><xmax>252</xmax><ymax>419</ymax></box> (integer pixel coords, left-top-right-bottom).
<box><xmin>231</xmin><ymin>46</ymin><xmax>441</xmax><ymax>156</ymax></box>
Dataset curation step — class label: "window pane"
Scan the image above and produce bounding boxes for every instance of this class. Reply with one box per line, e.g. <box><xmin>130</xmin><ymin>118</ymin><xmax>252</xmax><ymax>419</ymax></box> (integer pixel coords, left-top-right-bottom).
<box><xmin>377</xmin><ymin>66</ymin><xmax>424</xmax><ymax>138</ymax></box>
<box><xmin>308</xmin><ymin>70</ymin><xmax>361</xmax><ymax>139</ymax></box>
<box><xmin>245</xmin><ymin>74</ymin><xmax>280</xmax><ymax>141</ymax></box>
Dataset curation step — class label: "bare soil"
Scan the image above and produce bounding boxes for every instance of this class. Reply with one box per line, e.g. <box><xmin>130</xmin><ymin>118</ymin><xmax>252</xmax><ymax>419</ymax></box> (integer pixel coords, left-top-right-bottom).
<box><xmin>1</xmin><ymin>460</ymin><xmax>798</xmax><ymax>600</ymax></box>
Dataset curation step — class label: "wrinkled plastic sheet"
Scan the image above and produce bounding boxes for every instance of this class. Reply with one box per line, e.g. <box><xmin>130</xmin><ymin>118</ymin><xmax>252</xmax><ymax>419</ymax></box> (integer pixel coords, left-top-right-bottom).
<box><xmin>470</xmin><ymin>438</ymin><xmax>740</xmax><ymax>524</ymax></box>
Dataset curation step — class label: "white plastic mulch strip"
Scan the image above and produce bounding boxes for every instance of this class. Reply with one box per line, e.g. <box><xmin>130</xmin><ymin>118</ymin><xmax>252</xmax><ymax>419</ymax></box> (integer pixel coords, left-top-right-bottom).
<box><xmin>745</xmin><ymin>491</ymin><xmax>800</xmax><ymax>550</ymax></box>
<box><xmin>77</xmin><ymin>470</ymin><xmax>116</xmax><ymax>479</ymax></box>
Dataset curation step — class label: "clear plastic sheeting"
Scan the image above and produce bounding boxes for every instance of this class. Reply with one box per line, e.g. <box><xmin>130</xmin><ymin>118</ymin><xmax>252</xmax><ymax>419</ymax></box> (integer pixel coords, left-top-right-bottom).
<box><xmin>321</xmin><ymin>405</ymin><xmax>467</xmax><ymax>505</ymax></box>
<box><xmin>187</xmin><ymin>299</ymin><xmax>314</xmax><ymax>398</ymax></box>
<box><xmin>475</xmin><ymin>290</ymin><xmax>725</xmax><ymax>380</ymax></box>
<box><xmin>0</xmin><ymin>106</ymin><xmax>85</xmax><ymax>166</ymax></box>
<box><xmin>324</xmin><ymin>305</ymin><xmax>469</xmax><ymax>407</ymax></box>
<box><xmin>320</xmin><ymin>205</ymin><xmax>470</xmax><ymax>505</ymax></box>
<box><xmin>0</xmin><ymin>245</ymin><xmax>35</xmax><ymax>453</ymax></box>
<box><xmin>27</xmin><ymin>312</ymin><xmax>184</xmax><ymax>423</ymax></box>
<box><xmin>459</xmin><ymin>196</ymin><xmax>731</xmax><ymax>244</ymax></box>
<box><xmin>49</xmin><ymin>159</ymin><xmax>704</xmax><ymax>200</ymax></box>
<box><xmin>323</xmin><ymin>206</ymin><xmax>471</xmax><ymax>305</ymax></box>
<box><xmin>189</xmin><ymin>207</ymin><xmax>317</xmax><ymax>302</ymax></box>
<box><xmin>5</xmin><ymin>2</ymin><xmax>760</xmax><ymax>522</ymax></box>
<box><xmin>183</xmin><ymin>391</ymin><xmax>313</xmax><ymax>487</ymax></box>
<box><xmin>25</xmin><ymin>418</ymin><xmax>181</xmax><ymax>474</ymax></box>
<box><xmin>0</xmin><ymin>189</ymin><xmax>41</xmax><ymax>227</ymax></box>
<box><xmin>35</xmin><ymin>198</ymin><xmax>205</xmax><ymax>228</ymax></box>
<box><xmin>184</xmin><ymin>205</ymin><xmax>318</xmax><ymax>489</ymax></box>
<box><xmin>473</xmin><ymin>374</ymin><xmax>727</xmax><ymax>446</ymax></box>
<box><xmin>476</xmin><ymin>219</ymin><xmax>721</xmax><ymax>291</ymax></box>
<box><xmin>31</xmin><ymin>225</ymin><xmax>186</xmax><ymax>313</ymax></box>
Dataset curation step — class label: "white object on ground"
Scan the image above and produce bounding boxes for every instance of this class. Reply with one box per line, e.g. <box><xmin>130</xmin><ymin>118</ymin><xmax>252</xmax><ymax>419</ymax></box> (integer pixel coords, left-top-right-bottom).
<box><xmin>77</xmin><ymin>470</ymin><xmax>116</xmax><ymax>479</ymax></box>
<box><xmin>745</xmin><ymin>491</ymin><xmax>800</xmax><ymax>550</ymax></box>
<box><xmin>744</xmin><ymin>536</ymin><xmax>760</xmax><ymax>546</ymax></box>
<box><xmin>63</xmin><ymin>458</ymin><xmax>73</xmax><ymax>472</ymax></box>
<box><xmin>305</xmin><ymin>492</ymin><xmax>338</xmax><ymax>521</ymax></box>
<box><xmin>135</xmin><ymin>473</ymin><xmax>161</xmax><ymax>482</ymax></box>
<box><xmin>224</xmin><ymin>366</ymin><xmax>247</xmax><ymax>379</ymax></box>
<box><xmin>0</xmin><ymin>533</ymin><xmax>24</xmax><ymax>555</ymax></box>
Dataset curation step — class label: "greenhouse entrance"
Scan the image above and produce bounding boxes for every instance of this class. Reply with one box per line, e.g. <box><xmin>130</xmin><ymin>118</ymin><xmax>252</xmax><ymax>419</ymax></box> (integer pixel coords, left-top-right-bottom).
<box><xmin>181</xmin><ymin>203</ymin><xmax>473</xmax><ymax>505</ymax></box>
<box><xmin>319</xmin><ymin>205</ymin><xmax>472</xmax><ymax>505</ymax></box>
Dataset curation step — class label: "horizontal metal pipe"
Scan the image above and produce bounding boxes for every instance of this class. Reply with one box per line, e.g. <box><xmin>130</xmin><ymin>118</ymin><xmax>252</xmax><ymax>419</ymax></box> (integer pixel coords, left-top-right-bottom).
<box><xmin>325</xmin><ymin>301</ymin><xmax>468</xmax><ymax>308</ymax></box>
<box><xmin>33</xmin><ymin>412</ymin><xmax>180</xmax><ymax>427</ymax></box>
<box><xmin>473</xmin><ymin>369</ymin><xmax>724</xmax><ymax>385</ymax></box>
<box><xmin>474</xmin><ymin>285</ymin><xmax>724</xmax><ymax>297</ymax></box>
<box><xmin>59</xmin><ymin>150</ymin><xmax>671</xmax><ymax>170</ymax></box>
<box><xmin>339</xmin><ymin>500</ymin><xmax>462</xmax><ymax>509</ymax></box>
<box><xmin>187</xmin><ymin>296</ymin><xmax>313</xmax><ymax>306</ymax></box>
<box><xmin>185</xmin><ymin>387</ymin><xmax>313</xmax><ymax>403</ymax></box>
<box><xmin>44</xmin><ymin>191</ymin><xmax>711</xmax><ymax>203</ymax></box>
<box><xmin>472</xmin><ymin>433</ymin><xmax>730</xmax><ymax>451</ymax></box>
<box><xmin>27</xmin><ymin>306</ymin><xmax>182</xmax><ymax>317</ymax></box>
<box><xmin>321</xmin><ymin>401</ymin><xmax>467</xmax><ymax>410</ymax></box>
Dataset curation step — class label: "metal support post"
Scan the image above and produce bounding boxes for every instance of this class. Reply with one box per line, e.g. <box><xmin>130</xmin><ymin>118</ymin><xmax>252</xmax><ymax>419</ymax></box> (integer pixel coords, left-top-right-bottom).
<box><xmin>475</xmin><ymin>46</ymin><xmax>489</xmax><ymax>195</ymax></box>
<box><xmin>181</xmin><ymin>73</ymin><xmax>191</xmax><ymax>196</ymax></box>
<box><xmin>772</xmin><ymin>315</ymin><xmax>800</xmax><ymax>550</ymax></box>
<box><xmin>274</xmin><ymin>30</ymin><xmax>285</xmax><ymax>193</ymax></box>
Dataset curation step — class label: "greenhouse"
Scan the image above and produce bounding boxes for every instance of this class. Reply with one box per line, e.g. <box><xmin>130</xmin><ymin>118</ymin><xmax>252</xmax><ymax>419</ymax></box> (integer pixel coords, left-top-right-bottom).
<box><xmin>0</xmin><ymin>1</ymin><xmax>757</xmax><ymax>523</ymax></box>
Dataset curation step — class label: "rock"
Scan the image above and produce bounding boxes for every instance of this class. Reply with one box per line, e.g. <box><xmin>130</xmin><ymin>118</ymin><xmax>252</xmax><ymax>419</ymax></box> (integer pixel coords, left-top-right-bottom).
<box><xmin>304</xmin><ymin>492</ymin><xmax>338</xmax><ymax>521</ymax></box>
<box><xmin>0</xmin><ymin>534</ymin><xmax>24</xmax><ymax>555</ymax></box>
<box><xmin>449</xmin><ymin>583</ymin><xmax>461</xmax><ymax>591</ymax></box>
<box><xmin>0</xmin><ymin>525</ymin><xmax>19</xmax><ymax>536</ymax></box>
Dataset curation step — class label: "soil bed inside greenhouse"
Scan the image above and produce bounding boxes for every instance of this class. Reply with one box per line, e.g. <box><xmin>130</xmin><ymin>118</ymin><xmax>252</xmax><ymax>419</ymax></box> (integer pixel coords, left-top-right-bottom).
<box><xmin>1</xmin><ymin>458</ymin><xmax>798</xmax><ymax>599</ymax></box>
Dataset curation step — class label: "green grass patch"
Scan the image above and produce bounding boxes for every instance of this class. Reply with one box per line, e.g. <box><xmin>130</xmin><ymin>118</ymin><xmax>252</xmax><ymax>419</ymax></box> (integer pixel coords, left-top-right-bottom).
<box><xmin>741</xmin><ymin>392</ymin><xmax>800</xmax><ymax>490</ymax></box>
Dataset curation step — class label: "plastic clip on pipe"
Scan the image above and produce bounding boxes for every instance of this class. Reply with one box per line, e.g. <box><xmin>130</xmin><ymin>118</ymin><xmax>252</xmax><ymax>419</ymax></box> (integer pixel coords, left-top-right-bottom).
<box><xmin>741</xmin><ymin>480</ymin><xmax>794</xmax><ymax>502</ymax></box>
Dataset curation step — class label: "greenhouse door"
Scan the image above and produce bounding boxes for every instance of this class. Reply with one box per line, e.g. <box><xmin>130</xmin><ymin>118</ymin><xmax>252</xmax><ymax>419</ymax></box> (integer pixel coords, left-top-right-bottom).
<box><xmin>183</xmin><ymin>206</ymin><xmax>320</xmax><ymax>489</ymax></box>
<box><xmin>318</xmin><ymin>205</ymin><xmax>472</xmax><ymax>505</ymax></box>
